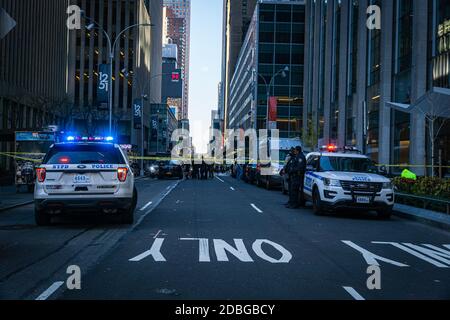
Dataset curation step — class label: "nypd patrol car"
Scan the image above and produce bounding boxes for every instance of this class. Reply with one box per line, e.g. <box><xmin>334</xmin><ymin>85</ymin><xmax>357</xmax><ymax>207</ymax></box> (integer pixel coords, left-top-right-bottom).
<box><xmin>34</xmin><ymin>137</ymin><xmax>137</xmax><ymax>225</ymax></box>
<box><xmin>303</xmin><ymin>146</ymin><xmax>394</xmax><ymax>219</ymax></box>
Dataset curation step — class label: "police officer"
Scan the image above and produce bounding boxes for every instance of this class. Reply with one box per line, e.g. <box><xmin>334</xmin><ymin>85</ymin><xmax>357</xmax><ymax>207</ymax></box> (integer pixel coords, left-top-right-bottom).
<box><xmin>286</xmin><ymin>146</ymin><xmax>306</xmax><ymax>208</ymax></box>
<box><xmin>283</xmin><ymin>148</ymin><xmax>295</xmax><ymax>207</ymax></box>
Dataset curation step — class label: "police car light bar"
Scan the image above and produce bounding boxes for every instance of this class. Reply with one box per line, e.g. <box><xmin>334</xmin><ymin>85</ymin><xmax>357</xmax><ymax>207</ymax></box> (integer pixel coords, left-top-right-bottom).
<box><xmin>320</xmin><ymin>145</ymin><xmax>338</xmax><ymax>153</ymax></box>
<box><xmin>66</xmin><ymin>136</ymin><xmax>114</xmax><ymax>142</ymax></box>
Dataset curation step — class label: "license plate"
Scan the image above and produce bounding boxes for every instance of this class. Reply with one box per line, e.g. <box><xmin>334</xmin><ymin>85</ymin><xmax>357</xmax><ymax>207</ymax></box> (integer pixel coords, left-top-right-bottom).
<box><xmin>356</xmin><ymin>196</ymin><xmax>370</xmax><ymax>204</ymax></box>
<box><xmin>73</xmin><ymin>174</ymin><xmax>90</xmax><ymax>184</ymax></box>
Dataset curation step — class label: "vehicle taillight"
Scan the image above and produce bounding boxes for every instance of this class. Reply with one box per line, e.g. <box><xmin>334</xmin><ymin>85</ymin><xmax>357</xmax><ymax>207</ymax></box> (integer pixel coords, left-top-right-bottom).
<box><xmin>117</xmin><ymin>167</ymin><xmax>128</xmax><ymax>182</ymax></box>
<box><xmin>36</xmin><ymin>168</ymin><xmax>46</xmax><ymax>182</ymax></box>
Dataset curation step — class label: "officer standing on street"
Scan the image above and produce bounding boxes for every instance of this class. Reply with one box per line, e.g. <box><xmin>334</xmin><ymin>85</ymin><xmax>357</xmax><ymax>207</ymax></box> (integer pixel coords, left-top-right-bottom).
<box><xmin>286</xmin><ymin>146</ymin><xmax>306</xmax><ymax>209</ymax></box>
<box><xmin>283</xmin><ymin>148</ymin><xmax>295</xmax><ymax>207</ymax></box>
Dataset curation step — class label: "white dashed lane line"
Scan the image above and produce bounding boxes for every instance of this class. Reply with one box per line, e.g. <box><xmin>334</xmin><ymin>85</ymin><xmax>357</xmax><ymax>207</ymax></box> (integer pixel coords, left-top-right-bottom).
<box><xmin>216</xmin><ymin>176</ymin><xmax>225</xmax><ymax>183</ymax></box>
<box><xmin>250</xmin><ymin>203</ymin><xmax>263</xmax><ymax>213</ymax></box>
<box><xmin>140</xmin><ymin>201</ymin><xmax>153</xmax><ymax>211</ymax></box>
<box><xmin>343</xmin><ymin>287</ymin><xmax>365</xmax><ymax>300</ymax></box>
<box><xmin>230</xmin><ymin>187</ymin><xmax>235</xmax><ymax>191</ymax></box>
<box><xmin>35</xmin><ymin>281</ymin><xmax>64</xmax><ymax>300</ymax></box>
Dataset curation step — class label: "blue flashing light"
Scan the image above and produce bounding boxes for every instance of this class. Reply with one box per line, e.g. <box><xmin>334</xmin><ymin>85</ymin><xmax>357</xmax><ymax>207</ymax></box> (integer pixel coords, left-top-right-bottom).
<box><xmin>105</xmin><ymin>136</ymin><xmax>114</xmax><ymax>142</ymax></box>
<box><xmin>66</xmin><ymin>136</ymin><xmax>75</xmax><ymax>141</ymax></box>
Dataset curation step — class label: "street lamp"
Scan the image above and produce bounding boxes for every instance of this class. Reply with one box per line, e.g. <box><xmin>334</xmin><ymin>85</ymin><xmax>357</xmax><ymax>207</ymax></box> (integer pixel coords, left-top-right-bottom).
<box><xmin>122</xmin><ymin>70</ymin><xmax>175</xmax><ymax>176</ymax></box>
<box><xmin>254</xmin><ymin>66</ymin><xmax>289</xmax><ymax>130</ymax></box>
<box><xmin>82</xmin><ymin>13</ymin><xmax>153</xmax><ymax>136</ymax></box>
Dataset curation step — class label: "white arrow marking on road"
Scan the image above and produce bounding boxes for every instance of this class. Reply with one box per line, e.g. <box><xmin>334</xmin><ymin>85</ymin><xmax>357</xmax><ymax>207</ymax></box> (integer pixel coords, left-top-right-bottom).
<box><xmin>180</xmin><ymin>238</ymin><xmax>211</xmax><ymax>262</ymax></box>
<box><xmin>213</xmin><ymin>239</ymin><xmax>254</xmax><ymax>262</ymax></box>
<box><xmin>140</xmin><ymin>201</ymin><xmax>153</xmax><ymax>211</ymax></box>
<box><xmin>251</xmin><ymin>204</ymin><xmax>263</xmax><ymax>213</ymax></box>
<box><xmin>343</xmin><ymin>287</ymin><xmax>365</xmax><ymax>301</ymax></box>
<box><xmin>153</xmin><ymin>230</ymin><xmax>162</xmax><ymax>239</ymax></box>
<box><xmin>216</xmin><ymin>176</ymin><xmax>225</xmax><ymax>183</ymax></box>
<box><xmin>252</xmin><ymin>239</ymin><xmax>292</xmax><ymax>263</ymax></box>
<box><xmin>0</xmin><ymin>9</ymin><xmax>16</xmax><ymax>40</ymax></box>
<box><xmin>129</xmin><ymin>238</ymin><xmax>166</xmax><ymax>262</ymax></box>
<box><xmin>342</xmin><ymin>241</ymin><xmax>409</xmax><ymax>267</ymax></box>
<box><xmin>35</xmin><ymin>281</ymin><xmax>64</xmax><ymax>300</ymax></box>
<box><xmin>373</xmin><ymin>242</ymin><xmax>450</xmax><ymax>268</ymax></box>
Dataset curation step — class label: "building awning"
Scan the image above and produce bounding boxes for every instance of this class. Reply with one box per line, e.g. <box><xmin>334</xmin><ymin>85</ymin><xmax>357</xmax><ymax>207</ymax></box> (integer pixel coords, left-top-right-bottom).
<box><xmin>386</xmin><ymin>87</ymin><xmax>450</xmax><ymax>119</ymax></box>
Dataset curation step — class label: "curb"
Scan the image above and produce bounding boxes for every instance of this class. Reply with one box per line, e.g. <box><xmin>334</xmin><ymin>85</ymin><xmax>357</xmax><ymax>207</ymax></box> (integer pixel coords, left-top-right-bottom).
<box><xmin>0</xmin><ymin>200</ymin><xmax>34</xmax><ymax>213</ymax></box>
<box><xmin>393</xmin><ymin>206</ymin><xmax>450</xmax><ymax>232</ymax></box>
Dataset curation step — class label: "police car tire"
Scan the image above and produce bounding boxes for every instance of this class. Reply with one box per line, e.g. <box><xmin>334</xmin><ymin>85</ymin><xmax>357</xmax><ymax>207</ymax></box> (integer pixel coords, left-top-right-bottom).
<box><xmin>35</xmin><ymin>208</ymin><xmax>51</xmax><ymax>226</ymax></box>
<box><xmin>312</xmin><ymin>188</ymin><xmax>324</xmax><ymax>216</ymax></box>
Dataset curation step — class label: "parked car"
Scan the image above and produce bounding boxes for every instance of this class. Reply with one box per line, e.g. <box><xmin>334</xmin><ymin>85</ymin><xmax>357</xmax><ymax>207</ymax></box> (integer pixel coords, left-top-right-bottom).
<box><xmin>34</xmin><ymin>138</ymin><xmax>137</xmax><ymax>225</ymax></box>
<box><xmin>158</xmin><ymin>160</ymin><xmax>183</xmax><ymax>179</ymax></box>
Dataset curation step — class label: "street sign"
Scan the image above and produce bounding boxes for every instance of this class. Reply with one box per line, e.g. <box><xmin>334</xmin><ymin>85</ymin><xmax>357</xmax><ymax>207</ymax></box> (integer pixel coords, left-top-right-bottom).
<box><xmin>133</xmin><ymin>99</ymin><xmax>142</xmax><ymax>129</ymax></box>
<box><xmin>0</xmin><ymin>8</ymin><xmax>16</xmax><ymax>40</ymax></box>
<box><xmin>171</xmin><ymin>72</ymin><xmax>180</xmax><ymax>82</ymax></box>
<box><xmin>97</xmin><ymin>64</ymin><xmax>110</xmax><ymax>103</ymax></box>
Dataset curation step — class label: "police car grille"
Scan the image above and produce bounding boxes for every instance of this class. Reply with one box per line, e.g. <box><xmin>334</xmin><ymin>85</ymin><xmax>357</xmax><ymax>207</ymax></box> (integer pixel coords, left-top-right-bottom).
<box><xmin>340</xmin><ymin>181</ymin><xmax>382</xmax><ymax>193</ymax></box>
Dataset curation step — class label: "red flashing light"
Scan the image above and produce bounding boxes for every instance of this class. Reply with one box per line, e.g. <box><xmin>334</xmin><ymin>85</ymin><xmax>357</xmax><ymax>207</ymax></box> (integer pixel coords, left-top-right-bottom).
<box><xmin>327</xmin><ymin>145</ymin><xmax>338</xmax><ymax>152</ymax></box>
<box><xmin>59</xmin><ymin>157</ymin><xmax>70</xmax><ymax>164</ymax></box>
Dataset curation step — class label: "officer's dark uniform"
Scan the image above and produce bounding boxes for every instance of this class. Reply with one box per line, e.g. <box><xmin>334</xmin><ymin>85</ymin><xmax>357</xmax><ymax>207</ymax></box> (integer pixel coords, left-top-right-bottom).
<box><xmin>287</xmin><ymin>147</ymin><xmax>306</xmax><ymax>208</ymax></box>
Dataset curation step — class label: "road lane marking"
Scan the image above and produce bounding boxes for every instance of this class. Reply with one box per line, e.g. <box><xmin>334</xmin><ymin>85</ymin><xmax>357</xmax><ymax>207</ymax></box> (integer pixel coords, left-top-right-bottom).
<box><xmin>216</xmin><ymin>176</ymin><xmax>225</xmax><ymax>183</ymax></box>
<box><xmin>230</xmin><ymin>187</ymin><xmax>235</xmax><ymax>191</ymax></box>
<box><xmin>153</xmin><ymin>230</ymin><xmax>162</xmax><ymax>239</ymax></box>
<box><xmin>373</xmin><ymin>242</ymin><xmax>450</xmax><ymax>268</ymax></box>
<box><xmin>180</xmin><ymin>238</ymin><xmax>211</xmax><ymax>262</ymax></box>
<box><xmin>251</xmin><ymin>203</ymin><xmax>263</xmax><ymax>213</ymax></box>
<box><xmin>140</xmin><ymin>201</ymin><xmax>153</xmax><ymax>211</ymax></box>
<box><xmin>35</xmin><ymin>281</ymin><xmax>64</xmax><ymax>300</ymax></box>
<box><xmin>129</xmin><ymin>238</ymin><xmax>166</xmax><ymax>262</ymax></box>
<box><xmin>343</xmin><ymin>287</ymin><xmax>365</xmax><ymax>300</ymax></box>
<box><xmin>342</xmin><ymin>241</ymin><xmax>409</xmax><ymax>267</ymax></box>
<box><xmin>213</xmin><ymin>239</ymin><xmax>254</xmax><ymax>262</ymax></box>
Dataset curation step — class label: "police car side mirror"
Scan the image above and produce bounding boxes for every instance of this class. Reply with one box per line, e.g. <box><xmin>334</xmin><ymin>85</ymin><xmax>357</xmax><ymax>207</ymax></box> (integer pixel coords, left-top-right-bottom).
<box><xmin>306</xmin><ymin>165</ymin><xmax>315</xmax><ymax>172</ymax></box>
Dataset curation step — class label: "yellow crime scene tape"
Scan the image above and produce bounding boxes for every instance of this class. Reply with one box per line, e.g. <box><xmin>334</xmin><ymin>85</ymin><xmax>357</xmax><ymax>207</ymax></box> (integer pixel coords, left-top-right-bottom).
<box><xmin>1</xmin><ymin>152</ymin><xmax>449</xmax><ymax>169</ymax></box>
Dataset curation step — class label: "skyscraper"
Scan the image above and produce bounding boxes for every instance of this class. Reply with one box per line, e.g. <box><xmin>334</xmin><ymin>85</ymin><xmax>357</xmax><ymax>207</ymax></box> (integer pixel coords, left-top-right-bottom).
<box><xmin>303</xmin><ymin>0</ymin><xmax>450</xmax><ymax>175</ymax></box>
<box><xmin>221</xmin><ymin>0</ymin><xmax>257</xmax><ymax>126</ymax></box>
<box><xmin>0</xmin><ymin>0</ymin><xmax>69</xmax><ymax>172</ymax></box>
<box><xmin>163</xmin><ymin>0</ymin><xmax>191</xmax><ymax>120</ymax></box>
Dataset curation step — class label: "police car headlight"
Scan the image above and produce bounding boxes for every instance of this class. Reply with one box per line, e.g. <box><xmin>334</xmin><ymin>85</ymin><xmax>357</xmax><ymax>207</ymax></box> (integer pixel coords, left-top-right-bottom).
<box><xmin>324</xmin><ymin>178</ymin><xmax>341</xmax><ymax>187</ymax></box>
<box><xmin>382</xmin><ymin>181</ymin><xmax>393</xmax><ymax>189</ymax></box>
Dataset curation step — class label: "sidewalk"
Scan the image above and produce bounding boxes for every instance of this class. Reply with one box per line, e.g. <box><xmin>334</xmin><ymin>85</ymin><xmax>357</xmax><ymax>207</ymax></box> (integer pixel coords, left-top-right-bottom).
<box><xmin>394</xmin><ymin>203</ymin><xmax>450</xmax><ymax>231</ymax></box>
<box><xmin>0</xmin><ymin>185</ymin><xmax>34</xmax><ymax>212</ymax></box>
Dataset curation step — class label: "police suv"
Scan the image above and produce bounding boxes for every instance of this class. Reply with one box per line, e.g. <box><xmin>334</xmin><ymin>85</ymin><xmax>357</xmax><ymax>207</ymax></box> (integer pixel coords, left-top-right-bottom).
<box><xmin>34</xmin><ymin>136</ymin><xmax>137</xmax><ymax>225</ymax></box>
<box><xmin>303</xmin><ymin>146</ymin><xmax>394</xmax><ymax>219</ymax></box>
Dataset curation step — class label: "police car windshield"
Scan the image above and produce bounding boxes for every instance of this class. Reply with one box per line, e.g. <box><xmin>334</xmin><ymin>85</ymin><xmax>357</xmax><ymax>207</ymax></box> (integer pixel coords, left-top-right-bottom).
<box><xmin>43</xmin><ymin>144</ymin><xmax>125</xmax><ymax>165</ymax></box>
<box><xmin>319</xmin><ymin>156</ymin><xmax>378</xmax><ymax>173</ymax></box>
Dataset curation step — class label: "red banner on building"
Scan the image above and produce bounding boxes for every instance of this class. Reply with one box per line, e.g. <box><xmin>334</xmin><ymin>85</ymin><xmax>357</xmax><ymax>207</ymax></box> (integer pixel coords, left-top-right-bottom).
<box><xmin>268</xmin><ymin>97</ymin><xmax>278</xmax><ymax>122</ymax></box>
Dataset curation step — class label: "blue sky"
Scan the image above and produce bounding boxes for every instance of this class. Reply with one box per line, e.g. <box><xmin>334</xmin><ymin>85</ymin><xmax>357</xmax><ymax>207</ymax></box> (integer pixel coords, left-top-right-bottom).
<box><xmin>188</xmin><ymin>0</ymin><xmax>223</xmax><ymax>153</ymax></box>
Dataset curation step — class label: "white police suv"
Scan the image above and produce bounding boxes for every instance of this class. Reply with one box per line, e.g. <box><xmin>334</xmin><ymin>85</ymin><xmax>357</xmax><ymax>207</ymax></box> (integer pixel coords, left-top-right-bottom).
<box><xmin>303</xmin><ymin>146</ymin><xmax>394</xmax><ymax>219</ymax></box>
<box><xmin>34</xmin><ymin>137</ymin><xmax>137</xmax><ymax>225</ymax></box>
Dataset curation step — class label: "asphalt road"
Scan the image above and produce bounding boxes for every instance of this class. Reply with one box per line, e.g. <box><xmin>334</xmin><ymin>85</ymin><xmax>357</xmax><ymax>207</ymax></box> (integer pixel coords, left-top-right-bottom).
<box><xmin>1</xmin><ymin>175</ymin><xmax>450</xmax><ymax>300</ymax></box>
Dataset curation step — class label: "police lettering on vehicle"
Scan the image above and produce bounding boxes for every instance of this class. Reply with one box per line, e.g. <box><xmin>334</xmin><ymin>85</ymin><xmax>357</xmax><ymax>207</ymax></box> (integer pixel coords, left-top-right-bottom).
<box><xmin>91</xmin><ymin>164</ymin><xmax>113</xmax><ymax>169</ymax></box>
<box><xmin>53</xmin><ymin>165</ymin><xmax>69</xmax><ymax>169</ymax></box>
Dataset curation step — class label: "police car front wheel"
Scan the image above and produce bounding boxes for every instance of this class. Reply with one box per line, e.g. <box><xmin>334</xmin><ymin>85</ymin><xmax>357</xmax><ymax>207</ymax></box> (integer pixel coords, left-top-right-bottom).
<box><xmin>312</xmin><ymin>188</ymin><xmax>324</xmax><ymax>216</ymax></box>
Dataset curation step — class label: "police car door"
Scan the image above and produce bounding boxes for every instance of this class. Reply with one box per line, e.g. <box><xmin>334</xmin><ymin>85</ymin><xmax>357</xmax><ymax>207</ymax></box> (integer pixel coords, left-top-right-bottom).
<box><xmin>304</xmin><ymin>155</ymin><xmax>319</xmax><ymax>197</ymax></box>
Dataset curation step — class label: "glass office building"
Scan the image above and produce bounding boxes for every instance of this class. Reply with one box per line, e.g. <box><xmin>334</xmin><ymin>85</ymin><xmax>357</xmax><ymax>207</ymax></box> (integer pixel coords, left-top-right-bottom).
<box><xmin>304</xmin><ymin>0</ymin><xmax>450</xmax><ymax>176</ymax></box>
<box><xmin>228</xmin><ymin>0</ymin><xmax>306</xmax><ymax>139</ymax></box>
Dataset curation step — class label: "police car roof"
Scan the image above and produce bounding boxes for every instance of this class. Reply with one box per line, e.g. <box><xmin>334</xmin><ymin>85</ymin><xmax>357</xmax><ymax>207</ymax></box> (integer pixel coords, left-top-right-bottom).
<box><xmin>53</xmin><ymin>142</ymin><xmax>117</xmax><ymax>147</ymax></box>
<box><xmin>307</xmin><ymin>152</ymin><xmax>369</xmax><ymax>159</ymax></box>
